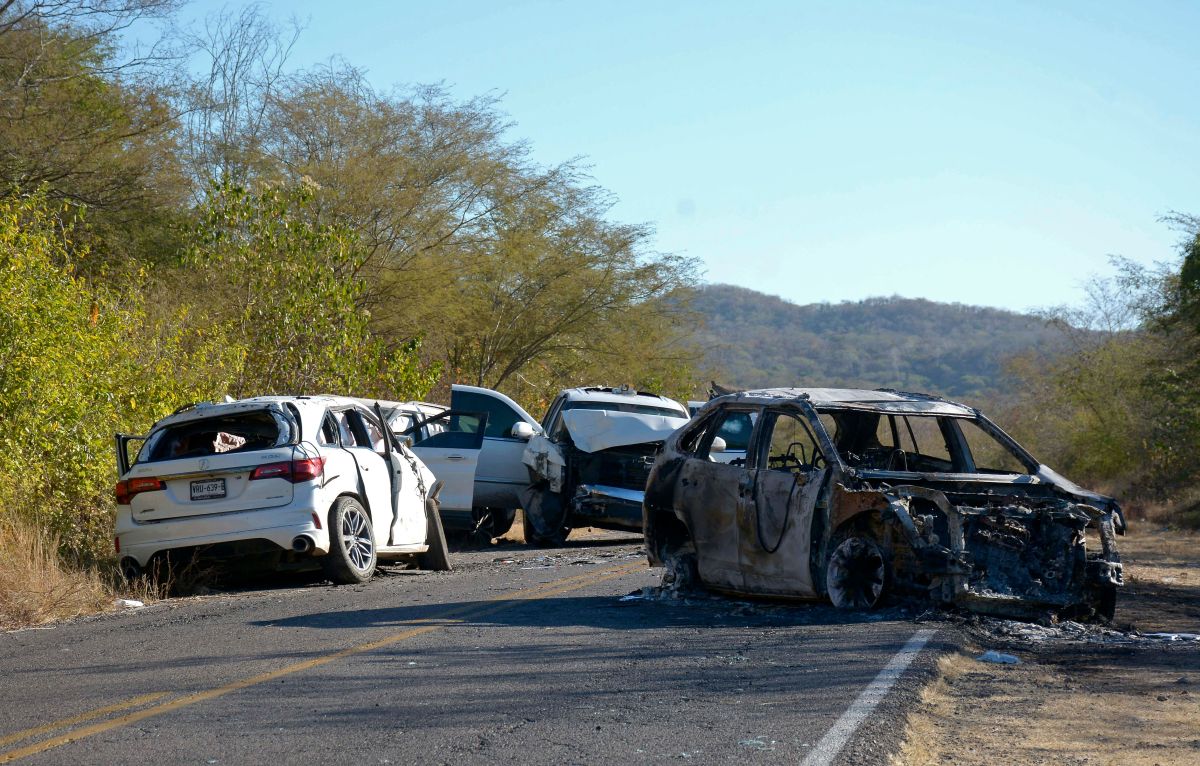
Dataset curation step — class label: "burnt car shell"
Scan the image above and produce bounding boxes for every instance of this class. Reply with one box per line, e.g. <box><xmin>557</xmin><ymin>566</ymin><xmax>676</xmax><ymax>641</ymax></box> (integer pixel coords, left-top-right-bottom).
<box><xmin>642</xmin><ymin>388</ymin><xmax>1124</xmax><ymax>620</ymax></box>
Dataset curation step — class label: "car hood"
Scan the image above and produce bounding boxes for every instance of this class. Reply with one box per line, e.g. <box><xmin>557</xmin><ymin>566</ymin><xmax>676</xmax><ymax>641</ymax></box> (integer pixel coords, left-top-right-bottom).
<box><xmin>562</xmin><ymin>409</ymin><xmax>690</xmax><ymax>453</ymax></box>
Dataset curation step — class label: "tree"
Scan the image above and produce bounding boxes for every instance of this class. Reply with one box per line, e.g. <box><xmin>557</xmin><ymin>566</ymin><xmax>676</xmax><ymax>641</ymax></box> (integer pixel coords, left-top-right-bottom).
<box><xmin>184</xmin><ymin>181</ymin><xmax>440</xmax><ymax>400</ymax></box>
<box><xmin>0</xmin><ymin>0</ymin><xmax>187</xmax><ymax>268</ymax></box>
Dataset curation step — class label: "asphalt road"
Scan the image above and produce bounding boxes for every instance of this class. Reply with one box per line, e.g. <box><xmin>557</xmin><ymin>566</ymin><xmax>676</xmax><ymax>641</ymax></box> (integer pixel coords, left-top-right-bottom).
<box><xmin>0</xmin><ymin>533</ymin><xmax>944</xmax><ymax>765</ymax></box>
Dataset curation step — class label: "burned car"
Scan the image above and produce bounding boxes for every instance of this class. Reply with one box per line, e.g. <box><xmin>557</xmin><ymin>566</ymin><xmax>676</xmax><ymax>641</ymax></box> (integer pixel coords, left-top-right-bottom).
<box><xmin>643</xmin><ymin>388</ymin><xmax>1124</xmax><ymax>620</ymax></box>
<box><xmin>522</xmin><ymin>386</ymin><xmax>691</xmax><ymax>545</ymax></box>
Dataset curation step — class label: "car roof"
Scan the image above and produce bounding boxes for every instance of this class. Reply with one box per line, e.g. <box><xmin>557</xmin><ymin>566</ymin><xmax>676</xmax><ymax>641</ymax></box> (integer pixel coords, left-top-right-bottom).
<box><xmin>710</xmin><ymin>387</ymin><xmax>977</xmax><ymax>417</ymax></box>
<box><xmin>151</xmin><ymin>395</ymin><xmax>365</xmax><ymax>429</ymax></box>
<box><xmin>560</xmin><ymin>386</ymin><xmax>688</xmax><ymax>413</ymax></box>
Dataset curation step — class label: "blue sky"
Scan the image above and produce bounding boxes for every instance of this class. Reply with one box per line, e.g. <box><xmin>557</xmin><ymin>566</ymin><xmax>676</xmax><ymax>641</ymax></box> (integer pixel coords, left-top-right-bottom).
<box><xmin>170</xmin><ymin>1</ymin><xmax>1199</xmax><ymax>312</ymax></box>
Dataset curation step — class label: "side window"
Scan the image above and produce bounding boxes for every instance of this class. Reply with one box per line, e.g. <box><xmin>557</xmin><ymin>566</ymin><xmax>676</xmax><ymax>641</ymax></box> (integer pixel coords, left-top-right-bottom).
<box><xmin>693</xmin><ymin>409</ymin><xmax>758</xmax><ymax>465</ymax></box>
<box><xmin>875</xmin><ymin>415</ymin><xmax>899</xmax><ymax>450</ymax></box>
<box><xmin>760</xmin><ymin>411</ymin><xmax>822</xmax><ymax>474</ymax></box>
<box><xmin>318</xmin><ymin>415</ymin><xmax>339</xmax><ymax>447</ymax></box>
<box><xmin>714</xmin><ymin>411</ymin><xmax>755</xmax><ymax>452</ymax></box>
<box><xmin>541</xmin><ymin>395</ymin><xmax>566</xmax><ymax>432</ymax></box>
<box><xmin>957</xmin><ymin>420</ymin><xmax>1029</xmax><ymax>474</ymax></box>
<box><xmin>409</xmin><ymin>411</ymin><xmax>487</xmax><ymax>450</ymax></box>
<box><xmin>894</xmin><ymin>415</ymin><xmax>954</xmax><ymax>470</ymax></box>
<box><xmin>333</xmin><ymin>411</ymin><xmax>362</xmax><ymax>448</ymax></box>
<box><xmin>358</xmin><ymin>411</ymin><xmax>388</xmax><ymax>456</ymax></box>
<box><xmin>452</xmin><ymin>391</ymin><xmax>523</xmax><ymax>439</ymax></box>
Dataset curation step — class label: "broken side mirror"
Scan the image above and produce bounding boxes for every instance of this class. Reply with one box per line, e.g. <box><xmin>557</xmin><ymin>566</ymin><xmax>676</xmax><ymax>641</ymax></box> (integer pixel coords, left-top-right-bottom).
<box><xmin>511</xmin><ymin>421</ymin><xmax>536</xmax><ymax>440</ymax></box>
<box><xmin>710</xmin><ymin>436</ymin><xmax>727</xmax><ymax>453</ymax></box>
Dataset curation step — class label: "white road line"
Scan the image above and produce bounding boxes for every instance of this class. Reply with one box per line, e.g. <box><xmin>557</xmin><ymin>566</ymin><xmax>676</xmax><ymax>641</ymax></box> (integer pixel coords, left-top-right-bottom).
<box><xmin>800</xmin><ymin>628</ymin><xmax>936</xmax><ymax>766</ymax></box>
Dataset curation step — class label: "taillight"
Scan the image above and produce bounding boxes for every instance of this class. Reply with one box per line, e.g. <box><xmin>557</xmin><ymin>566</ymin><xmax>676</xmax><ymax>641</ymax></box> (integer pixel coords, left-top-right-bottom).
<box><xmin>115</xmin><ymin>477</ymin><xmax>164</xmax><ymax>505</ymax></box>
<box><xmin>250</xmin><ymin>457</ymin><xmax>325</xmax><ymax>483</ymax></box>
<box><xmin>291</xmin><ymin>457</ymin><xmax>325</xmax><ymax>482</ymax></box>
<box><xmin>249</xmin><ymin>461</ymin><xmax>291</xmax><ymax>480</ymax></box>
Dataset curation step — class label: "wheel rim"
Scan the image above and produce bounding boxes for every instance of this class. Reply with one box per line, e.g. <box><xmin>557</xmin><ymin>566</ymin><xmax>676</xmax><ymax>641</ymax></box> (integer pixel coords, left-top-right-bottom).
<box><xmin>340</xmin><ymin>507</ymin><xmax>374</xmax><ymax>572</ymax></box>
<box><xmin>827</xmin><ymin>537</ymin><xmax>886</xmax><ymax>609</ymax></box>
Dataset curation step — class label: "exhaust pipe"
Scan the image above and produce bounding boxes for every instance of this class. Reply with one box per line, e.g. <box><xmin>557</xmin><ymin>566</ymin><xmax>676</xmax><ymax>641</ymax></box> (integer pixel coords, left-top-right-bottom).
<box><xmin>291</xmin><ymin>535</ymin><xmax>314</xmax><ymax>554</ymax></box>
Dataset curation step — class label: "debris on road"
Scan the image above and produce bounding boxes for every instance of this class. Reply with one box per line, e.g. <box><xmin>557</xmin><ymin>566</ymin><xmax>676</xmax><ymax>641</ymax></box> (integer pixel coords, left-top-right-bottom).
<box><xmin>975</xmin><ymin>650</ymin><xmax>1020</xmax><ymax>664</ymax></box>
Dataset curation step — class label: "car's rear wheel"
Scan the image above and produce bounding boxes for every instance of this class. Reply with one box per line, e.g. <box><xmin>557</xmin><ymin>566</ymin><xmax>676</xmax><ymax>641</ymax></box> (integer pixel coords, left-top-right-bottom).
<box><xmin>826</xmin><ymin>535</ymin><xmax>888</xmax><ymax>609</ymax></box>
<box><xmin>418</xmin><ymin>494</ymin><xmax>452</xmax><ymax>572</ymax></box>
<box><xmin>322</xmin><ymin>497</ymin><xmax>376</xmax><ymax>584</ymax></box>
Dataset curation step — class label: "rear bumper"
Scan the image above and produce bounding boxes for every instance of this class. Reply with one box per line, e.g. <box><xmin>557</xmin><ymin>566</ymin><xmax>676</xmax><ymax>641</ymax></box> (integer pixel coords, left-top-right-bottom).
<box><xmin>115</xmin><ymin>504</ymin><xmax>330</xmax><ymax>566</ymax></box>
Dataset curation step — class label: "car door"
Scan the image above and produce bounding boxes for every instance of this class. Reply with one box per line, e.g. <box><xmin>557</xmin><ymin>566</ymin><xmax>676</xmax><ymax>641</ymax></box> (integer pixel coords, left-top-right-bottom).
<box><xmin>449</xmin><ymin>385</ymin><xmax>541</xmax><ymax>509</ymax></box>
<box><xmin>739</xmin><ymin>408</ymin><xmax>827</xmax><ymax>598</ymax></box>
<box><xmin>408</xmin><ymin>411</ymin><xmax>487</xmax><ymax>512</ymax></box>
<box><xmin>674</xmin><ymin>407</ymin><xmax>762</xmax><ymax>592</ymax></box>
<box><xmin>332</xmin><ymin>408</ymin><xmax>395</xmax><ymax>544</ymax></box>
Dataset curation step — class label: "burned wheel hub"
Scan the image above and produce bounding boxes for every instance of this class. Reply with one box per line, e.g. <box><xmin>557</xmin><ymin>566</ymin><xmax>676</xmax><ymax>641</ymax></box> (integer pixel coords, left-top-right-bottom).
<box><xmin>827</xmin><ymin>537</ymin><xmax>887</xmax><ymax>609</ymax></box>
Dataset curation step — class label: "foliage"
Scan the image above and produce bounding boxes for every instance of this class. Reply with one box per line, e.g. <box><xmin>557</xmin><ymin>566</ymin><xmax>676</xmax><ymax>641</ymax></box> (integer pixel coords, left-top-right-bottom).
<box><xmin>0</xmin><ymin>192</ymin><xmax>228</xmax><ymax>561</ymax></box>
<box><xmin>1001</xmin><ymin>224</ymin><xmax>1200</xmax><ymax>506</ymax></box>
<box><xmin>184</xmin><ymin>181</ymin><xmax>441</xmax><ymax>400</ymax></box>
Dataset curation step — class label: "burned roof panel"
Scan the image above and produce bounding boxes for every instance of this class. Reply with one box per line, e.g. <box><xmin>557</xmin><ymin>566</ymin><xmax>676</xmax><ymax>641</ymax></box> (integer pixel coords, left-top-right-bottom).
<box><xmin>715</xmin><ymin>387</ymin><xmax>977</xmax><ymax>417</ymax></box>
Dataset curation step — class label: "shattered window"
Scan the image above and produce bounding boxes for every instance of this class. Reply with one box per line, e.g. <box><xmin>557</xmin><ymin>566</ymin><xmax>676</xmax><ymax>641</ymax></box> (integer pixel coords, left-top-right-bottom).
<box><xmin>319</xmin><ymin>415</ymin><xmax>338</xmax><ymax>447</ymax></box>
<box><xmin>958</xmin><ymin>420</ymin><xmax>1029</xmax><ymax>474</ymax></box>
<box><xmin>139</xmin><ymin>410</ymin><xmax>293</xmax><ymax>463</ymax></box>
<box><xmin>361</xmin><ymin>412</ymin><xmax>388</xmax><ymax>455</ymax></box>
<box><xmin>762</xmin><ymin>412</ymin><xmax>822</xmax><ymax>474</ymax></box>
<box><xmin>333</xmin><ymin>411</ymin><xmax>363</xmax><ymax>448</ymax></box>
<box><xmin>895</xmin><ymin>415</ymin><xmax>953</xmax><ymax>468</ymax></box>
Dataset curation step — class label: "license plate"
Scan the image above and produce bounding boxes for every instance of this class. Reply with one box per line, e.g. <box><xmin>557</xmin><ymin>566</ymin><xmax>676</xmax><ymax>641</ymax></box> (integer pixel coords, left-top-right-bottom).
<box><xmin>190</xmin><ymin>478</ymin><xmax>226</xmax><ymax>500</ymax></box>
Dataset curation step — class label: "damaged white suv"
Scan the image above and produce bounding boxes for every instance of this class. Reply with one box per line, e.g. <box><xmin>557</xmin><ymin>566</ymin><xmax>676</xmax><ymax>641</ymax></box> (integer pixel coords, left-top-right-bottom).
<box><xmin>114</xmin><ymin>396</ymin><xmax>451</xmax><ymax>584</ymax></box>
<box><xmin>521</xmin><ymin>386</ymin><xmax>691</xmax><ymax>545</ymax></box>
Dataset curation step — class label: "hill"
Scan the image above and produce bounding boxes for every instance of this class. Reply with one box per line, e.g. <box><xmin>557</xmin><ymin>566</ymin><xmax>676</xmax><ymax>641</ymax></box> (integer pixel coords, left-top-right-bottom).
<box><xmin>692</xmin><ymin>285</ymin><xmax>1069</xmax><ymax>399</ymax></box>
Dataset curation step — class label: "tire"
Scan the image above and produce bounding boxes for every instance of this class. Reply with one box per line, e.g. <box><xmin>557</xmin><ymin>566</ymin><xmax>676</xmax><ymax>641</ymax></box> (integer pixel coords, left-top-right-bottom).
<box><xmin>488</xmin><ymin>508</ymin><xmax>518</xmax><ymax>539</ymax></box>
<box><xmin>1093</xmin><ymin>583</ymin><xmax>1117</xmax><ymax>623</ymax></box>
<box><xmin>322</xmin><ymin>496</ymin><xmax>377</xmax><ymax>584</ymax></box>
<box><xmin>826</xmin><ymin>535</ymin><xmax>888</xmax><ymax>610</ymax></box>
<box><xmin>418</xmin><ymin>493</ymin><xmax>452</xmax><ymax>572</ymax></box>
<box><xmin>520</xmin><ymin>486</ymin><xmax>570</xmax><ymax>547</ymax></box>
<box><xmin>468</xmin><ymin>507</ymin><xmax>517</xmax><ymax>543</ymax></box>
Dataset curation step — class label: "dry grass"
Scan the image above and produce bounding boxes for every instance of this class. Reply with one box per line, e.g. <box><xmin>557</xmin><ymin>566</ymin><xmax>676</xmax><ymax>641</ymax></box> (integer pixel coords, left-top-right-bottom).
<box><xmin>0</xmin><ymin>515</ymin><xmax>113</xmax><ymax>631</ymax></box>
<box><xmin>895</xmin><ymin>649</ymin><xmax>1200</xmax><ymax>766</ymax></box>
<box><xmin>896</xmin><ymin>524</ymin><xmax>1200</xmax><ymax>766</ymax></box>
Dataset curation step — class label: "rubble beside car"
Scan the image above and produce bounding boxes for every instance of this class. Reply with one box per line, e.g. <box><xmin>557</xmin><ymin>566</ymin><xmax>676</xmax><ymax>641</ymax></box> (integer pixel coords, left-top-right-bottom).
<box><xmin>114</xmin><ymin>396</ymin><xmax>451</xmax><ymax>584</ymax></box>
<box><xmin>643</xmin><ymin>388</ymin><xmax>1124</xmax><ymax>620</ymax></box>
<box><xmin>521</xmin><ymin>386</ymin><xmax>690</xmax><ymax>545</ymax></box>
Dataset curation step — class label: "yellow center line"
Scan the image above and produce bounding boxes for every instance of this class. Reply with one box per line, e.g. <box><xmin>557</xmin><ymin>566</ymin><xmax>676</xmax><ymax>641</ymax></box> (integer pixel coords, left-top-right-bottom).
<box><xmin>0</xmin><ymin>693</ymin><xmax>168</xmax><ymax>749</ymax></box>
<box><xmin>0</xmin><ymin>560</ymin><xmax>645</xmax><ymax>764</ymax></box>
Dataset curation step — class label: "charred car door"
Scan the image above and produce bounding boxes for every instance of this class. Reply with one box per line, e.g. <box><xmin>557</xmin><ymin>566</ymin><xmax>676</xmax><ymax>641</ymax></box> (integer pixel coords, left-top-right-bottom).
<box><xmin>674</xmin><ymin>407</ymin><xmax>761</xmax><ymax>592</ymax></box>
<box><xmin>739</xmin><ymin>408</ymin><xmax>827</xmax><ymax>598</ymax></box>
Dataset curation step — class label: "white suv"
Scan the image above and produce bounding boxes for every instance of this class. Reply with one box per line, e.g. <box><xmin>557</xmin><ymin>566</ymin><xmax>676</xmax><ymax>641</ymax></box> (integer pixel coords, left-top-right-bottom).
<box><xmin>114</xmin><ymin>396</ymin><xmax>450</xmax><ymax>584</ymax></box>
<box><xmin>520</xmin><ymin>386</ymin><xmax>690</xmax><ymax>545</ymax></box>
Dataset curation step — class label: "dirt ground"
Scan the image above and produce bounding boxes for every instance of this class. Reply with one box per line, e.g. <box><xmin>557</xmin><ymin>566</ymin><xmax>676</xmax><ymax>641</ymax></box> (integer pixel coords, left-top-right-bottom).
<box><xmin>895</xmin><ymin>523</ymin><xmax>1200</xmax><ymax>766</ymax></box>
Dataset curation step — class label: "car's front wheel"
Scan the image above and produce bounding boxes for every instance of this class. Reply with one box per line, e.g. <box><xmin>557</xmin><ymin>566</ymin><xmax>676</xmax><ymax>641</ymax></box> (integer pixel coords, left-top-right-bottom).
<box><xmin>826</xmin><ymin>535</ymin><xmax>888</xmax><ymax>609</ymax></box>
<box><xmin>322</xmin><ymin>497</ymin><xmax>377</xmax><ymax>584</ymax></box>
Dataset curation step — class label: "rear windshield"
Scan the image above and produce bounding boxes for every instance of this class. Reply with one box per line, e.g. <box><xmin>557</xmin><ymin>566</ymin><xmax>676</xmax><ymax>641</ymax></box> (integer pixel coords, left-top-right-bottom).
<box><xmin>564</xmin><ymin>401</ymin><xmax>686</xmax><ymax>418</ymax></box>
<box><xmin>137</xmin><ymin>410</ymin><xmax>295</xmax><ymax>464</ymax></box>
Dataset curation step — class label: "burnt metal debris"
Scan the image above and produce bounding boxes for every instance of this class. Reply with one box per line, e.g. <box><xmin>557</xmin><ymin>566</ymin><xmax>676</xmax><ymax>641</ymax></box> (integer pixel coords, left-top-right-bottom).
<box><xmin>643</xmin><ymin>388</ymin><xmax>1124</xmax><ymax>621</ymax></box>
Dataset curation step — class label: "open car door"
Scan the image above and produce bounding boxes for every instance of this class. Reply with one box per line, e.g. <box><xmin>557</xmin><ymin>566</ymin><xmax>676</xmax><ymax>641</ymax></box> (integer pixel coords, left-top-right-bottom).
<box><xmin>406</xmin><ymin>411</ymin><xmax>487</xmax><ymax>514</ymax></box>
